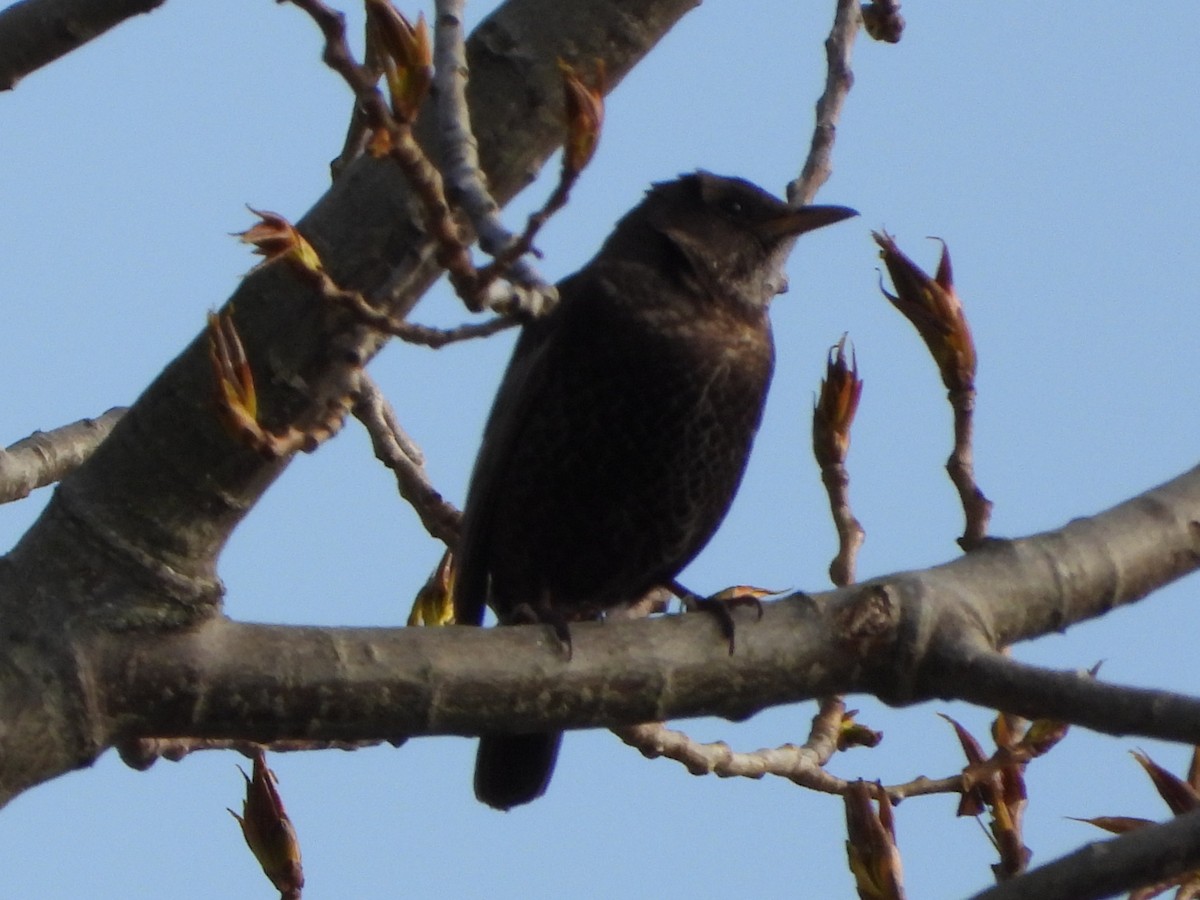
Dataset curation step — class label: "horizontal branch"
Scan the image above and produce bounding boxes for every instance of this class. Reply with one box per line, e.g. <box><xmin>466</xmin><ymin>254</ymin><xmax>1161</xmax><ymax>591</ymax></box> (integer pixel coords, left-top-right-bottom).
<box><xmin>94</xmin><ymin>585</ymin><xmax>1200</xmax><ymax>754</ymax></box>
<box><xmin>87</xmin><ymin>460</ymin><xmax>1200</xmax><ymax>753</ymax></box>
<box><xmin>3</xmin><ymin>451</ymin><xmax>1198</xmax><ymax>808</ymax></box>
<box><xmin>96</xmin><ymin>600</ymin><xmax>849</xmax><ymax>743</ymax></box>
<box><xmin>79</xmin><ymin>466</ymin><xmax>1200</xmax><ymax>751</ymax></box>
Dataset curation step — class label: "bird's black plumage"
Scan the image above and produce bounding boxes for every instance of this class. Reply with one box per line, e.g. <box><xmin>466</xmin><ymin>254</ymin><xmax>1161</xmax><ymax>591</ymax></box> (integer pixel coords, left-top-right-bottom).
<box><xmin>454</xmin><ymin>171</ymin><xmax>856</xmax><ymax>810</ymax></box>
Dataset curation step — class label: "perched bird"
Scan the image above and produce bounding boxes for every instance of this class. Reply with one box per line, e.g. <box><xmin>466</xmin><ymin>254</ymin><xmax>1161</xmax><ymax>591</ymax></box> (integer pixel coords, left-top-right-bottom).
<box><xmin>454</xmin><ymin>171</ymin><xmax>856</xmax><ymax>810</ymax></box>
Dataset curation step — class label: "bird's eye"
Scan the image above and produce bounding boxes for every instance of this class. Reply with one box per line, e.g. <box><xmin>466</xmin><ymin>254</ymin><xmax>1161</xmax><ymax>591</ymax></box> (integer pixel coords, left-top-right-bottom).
<box><xmin>722</xmin><ymin>199</ymin><xmax>744</xmax><ymax>217</ymax></box>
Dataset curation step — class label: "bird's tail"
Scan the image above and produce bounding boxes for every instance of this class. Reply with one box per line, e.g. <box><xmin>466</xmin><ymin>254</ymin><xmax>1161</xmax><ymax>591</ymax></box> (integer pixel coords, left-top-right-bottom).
<box><xmin>474</xmin><ymin>732</ymin><xmax>563</xmax><ymax>811</ymax></box>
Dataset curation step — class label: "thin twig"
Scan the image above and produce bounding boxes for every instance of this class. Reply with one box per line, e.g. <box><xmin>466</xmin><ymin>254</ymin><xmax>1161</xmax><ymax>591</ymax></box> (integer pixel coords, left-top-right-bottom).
<box><xmin>315</xmin><ymin>268</ymin><xmax>518</xmax><ymax>346</ymax></box>
<box><xmin>432</xmin><ymin>5</ymin><xmax>600</xmax><ymax>316</ymax></box>
<box><xmin>352</xmin><ymin>375</ymin><xmax>462</xmax><ymax>545</ymax></box>
<box><xmin>393</xmin><ymin>315</ymin><xmax>519</xmax><ymax>348</ymax></box>
<box><xmin>473</xmin><ymin>173</ymin><xmax>575</xmax><ymax>300</ymax></box>
<box><xmin>385</xmin><ymin>130</ymin><xmax>484</xmax><ymax>306</ymax></box>
<box><xmin>788</xmin><ymin>0</ymin><xmax>861</xmax><ymax>206</ymax></box>
<box><xmin>472</xmin><ymin>60</ymin><xmax>603</xmax><ymax>312</ymax></box>
<box><xmin>285</xmin><ymin>0</ymin><xmax>486</xmax><ymax>309</ymax></box>
<box><xmin>329</xmin><ymin>18</ymin><xmax>381</xmax><ymax>180</ymax></box>
<box><xmin>612</xmin><ymin>721</ymin><xmax>845</xmax><ymax>792</ymax></box>
<box><xmin>807</xmin><ymin>336</ymin><xmax>867</xmax><ymax>794</ymax></box>
<box><xmin>822</xmin><ymin>460</ymin><xmax>865</xmax><ymax>585</ymax></box>
<box><xmin>611</xmin><ymin>696</ymin><xmax>912</xmax><ymax>795</ymax></box>
<box><xmin>610</xmin><ymin>614</ymin><xmax>852</xmax><ymax>791</ymax></box>
<box><xmin>885</xmin><ymin>774</ymin><xmax>966</xmax><ymax>803</ymax></box>
<box><xmin>288</xmin><ymin>0</ymin><xmax>391</xmax><ymax>121</ymax></box>
<box><xmin>433</xmin><ymin>0</ymin><xmax>545</xmax><ymax>293</ymax></box>
<box><xmin>813</xmin><ymin>335</ymin><xmax>865</xmax><ymax>585</ymax></box>
<box><xmin>949</xmin><ymin>384</ymin><xmax>993</xmax><ymax>550</ymax></box>
<box><xmin>873</xmin><ymin>232</ymin><xmax>992</xmax><ymax>549</ymax></box>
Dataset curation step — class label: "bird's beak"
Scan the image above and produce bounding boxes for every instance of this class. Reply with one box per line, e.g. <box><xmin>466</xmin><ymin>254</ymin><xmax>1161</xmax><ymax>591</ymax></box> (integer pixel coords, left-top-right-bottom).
<box><xmin>760</xmin><ymin>205</ymin><xmax>859</xmax><ymax>240</ymax></box>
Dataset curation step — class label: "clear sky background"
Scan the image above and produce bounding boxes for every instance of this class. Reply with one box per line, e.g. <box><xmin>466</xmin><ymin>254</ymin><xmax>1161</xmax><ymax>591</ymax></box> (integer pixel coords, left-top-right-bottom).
<box><xmin>2</xmin><ymin>2</ymin><xmax>1199</xmax><ymax>898</ymax></box>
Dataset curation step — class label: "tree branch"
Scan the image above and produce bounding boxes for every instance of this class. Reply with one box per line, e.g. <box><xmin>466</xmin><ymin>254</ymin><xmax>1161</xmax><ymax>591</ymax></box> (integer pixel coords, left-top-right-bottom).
<box><xmin>3</xmin><ymin>0</ymin><xmax>702</xmax><ymax>624</ymax></box>
<box><xmin>352</xmin><ymin>375</ymin><xmax>461</xmax><ymax>545</ymax></box>
<box><xmin>85</xmin><ymin>464</ymin><xmax>1200</xmax><ymax>759</ymax></box>
<box><xmin>789</xmin><ymin>0</ymin><xmax>860</xmax><ymax>205</ymax></box>
<box><xmin>433</xmin><ymin>0</ymin><xmax>545</xmax><ymax>294</ymax></box>
<box><xmin>0</xmin><ymin>0</ymin><xmax>705</xmax><ymax>806</ymax></box>
<box><xmin>0</xmin><ymin>407</ymin><xmax>125</xmax><ymax>503</ymax></box>
<box><xmin>957</xmin><ymin>464</ymin><xmax>1200</xmax><ymax>650</ymax></box>
<box><xmin>2</xmin><ymin>462</ymin><xmax>1196</xmax><ymax>803</ymax></box>
<box><xmin>101</xmin><ymin>466</ymin><xmax>1200</xmax><ymax>744</ymax></box>
<box><xmin>0</xmin><ymin>0</ymin><xmax>164</xmax><ymax>91</ymax></box>
<box><xmin>94</xmin><ymin>601</ymin><xmax>852</xmax><ymax>747</ymax></box>
<box><xmin>970</xmin><ymin>807</ymin><xmax>1200</xmax><ymax>900</ymax></box>
<box><xmin>930</xmin><ymin>648</ymin><xmax>1200</xmax><ymax>748</ymax></box>
<box><xmin>612</xmin><ymin>695</ymin><xmax>851</xmax><ymax>792</ymax></box>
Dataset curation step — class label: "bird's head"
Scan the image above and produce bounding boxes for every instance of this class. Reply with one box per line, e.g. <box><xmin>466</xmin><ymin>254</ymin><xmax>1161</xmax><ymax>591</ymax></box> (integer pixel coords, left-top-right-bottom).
<box><xmin>626</xmin><ymin>171</ymin><xmax>857</xmax><ymax>310</ymax></box>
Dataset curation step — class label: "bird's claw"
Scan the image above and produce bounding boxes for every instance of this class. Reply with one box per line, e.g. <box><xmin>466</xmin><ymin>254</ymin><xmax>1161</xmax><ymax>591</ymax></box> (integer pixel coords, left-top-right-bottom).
<box><xmin>670</xmin><ymin>580</ymin><xmax>765</xmax><ymax>655</ymax></box>
<box><xmin>506</xmin><ymin>602</ymin><xmax>574</xmax><ymax>660</ymax></box>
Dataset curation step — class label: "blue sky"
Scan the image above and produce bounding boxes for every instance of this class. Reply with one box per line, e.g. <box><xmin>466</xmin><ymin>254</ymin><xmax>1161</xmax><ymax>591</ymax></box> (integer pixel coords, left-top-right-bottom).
<box><xmin>2</xmin><ymin>2</ymin><xmax>1199</xmax><ymax>898</ymax></box>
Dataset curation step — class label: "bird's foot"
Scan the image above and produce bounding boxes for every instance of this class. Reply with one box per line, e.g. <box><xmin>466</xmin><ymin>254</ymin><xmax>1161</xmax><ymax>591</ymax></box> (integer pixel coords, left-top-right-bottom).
<box><xmin>669</xmin><ymin>580</ymin><xmax>766</xmax><ymax>655</ymax></box>
<box><xmin>506</xmin><ymin>602</ymin><xmax>574</xmax><ymax>661</ymax></box>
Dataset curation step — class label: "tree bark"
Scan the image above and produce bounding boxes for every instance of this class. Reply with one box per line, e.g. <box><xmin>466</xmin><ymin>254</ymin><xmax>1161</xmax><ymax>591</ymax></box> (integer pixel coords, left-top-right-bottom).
<box><xmin>0</xmin><ymin>0</ymin><xmax>700</xmax><ymax>804</ymax></box>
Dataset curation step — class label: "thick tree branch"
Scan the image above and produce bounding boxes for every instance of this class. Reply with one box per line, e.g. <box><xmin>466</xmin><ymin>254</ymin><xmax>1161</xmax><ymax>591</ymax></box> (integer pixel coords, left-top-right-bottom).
<box><xmin>99</xmin><ymin>467</ymin><xmax>1200</xmax><ymax>742</ymax></box>
<box><xmin>3</xmin><ymin>462</ymin><xmax>1199</xmax><ymax>804</ymax></box>
<box><xmin>85</xmin><ymin>461</ymin><xmax>1200</xmax><ymax>753</ymax></box>
<box><xmin>0</xmin><ymin>0</ymin><xmax>163</xmax><ymax>91</ymax></box>
<box><xmin>95</xmin><ymin>599</ymin><xmax>850</xmax><ymax>746</ymax></box>
<box><xmin>4</xmin><ymin>0</ymin><xmax>701</xmax><ymax>624</ymax></box>
<box><xmin>955</xmin><ymin>464</ymin><xmax>1200</xmax><ymax>651</ymax></box>
<box><xmin>971</xmin><ymin>806</ymin><xmax>1200</xmax><ymax>900</ymax></box>
<box><xmin>0</xmin><ymin>0</ymin><xmax>703</xmax><ymax>807</ymax></box>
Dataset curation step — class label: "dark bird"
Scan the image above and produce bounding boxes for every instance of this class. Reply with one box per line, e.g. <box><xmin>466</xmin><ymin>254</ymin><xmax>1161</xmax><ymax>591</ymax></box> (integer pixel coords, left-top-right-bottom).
<box><xmin>454</xmin><ymin>171</ymin><xmax>857</xmax><ymax>810</ymax></box>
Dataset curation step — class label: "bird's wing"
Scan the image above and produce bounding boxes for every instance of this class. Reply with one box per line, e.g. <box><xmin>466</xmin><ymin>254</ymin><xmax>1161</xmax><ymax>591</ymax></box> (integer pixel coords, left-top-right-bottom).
<box><xmin>452</xmin><ymin>305</ymin><xmax>566</xmax><ymax>627</ymax></box>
